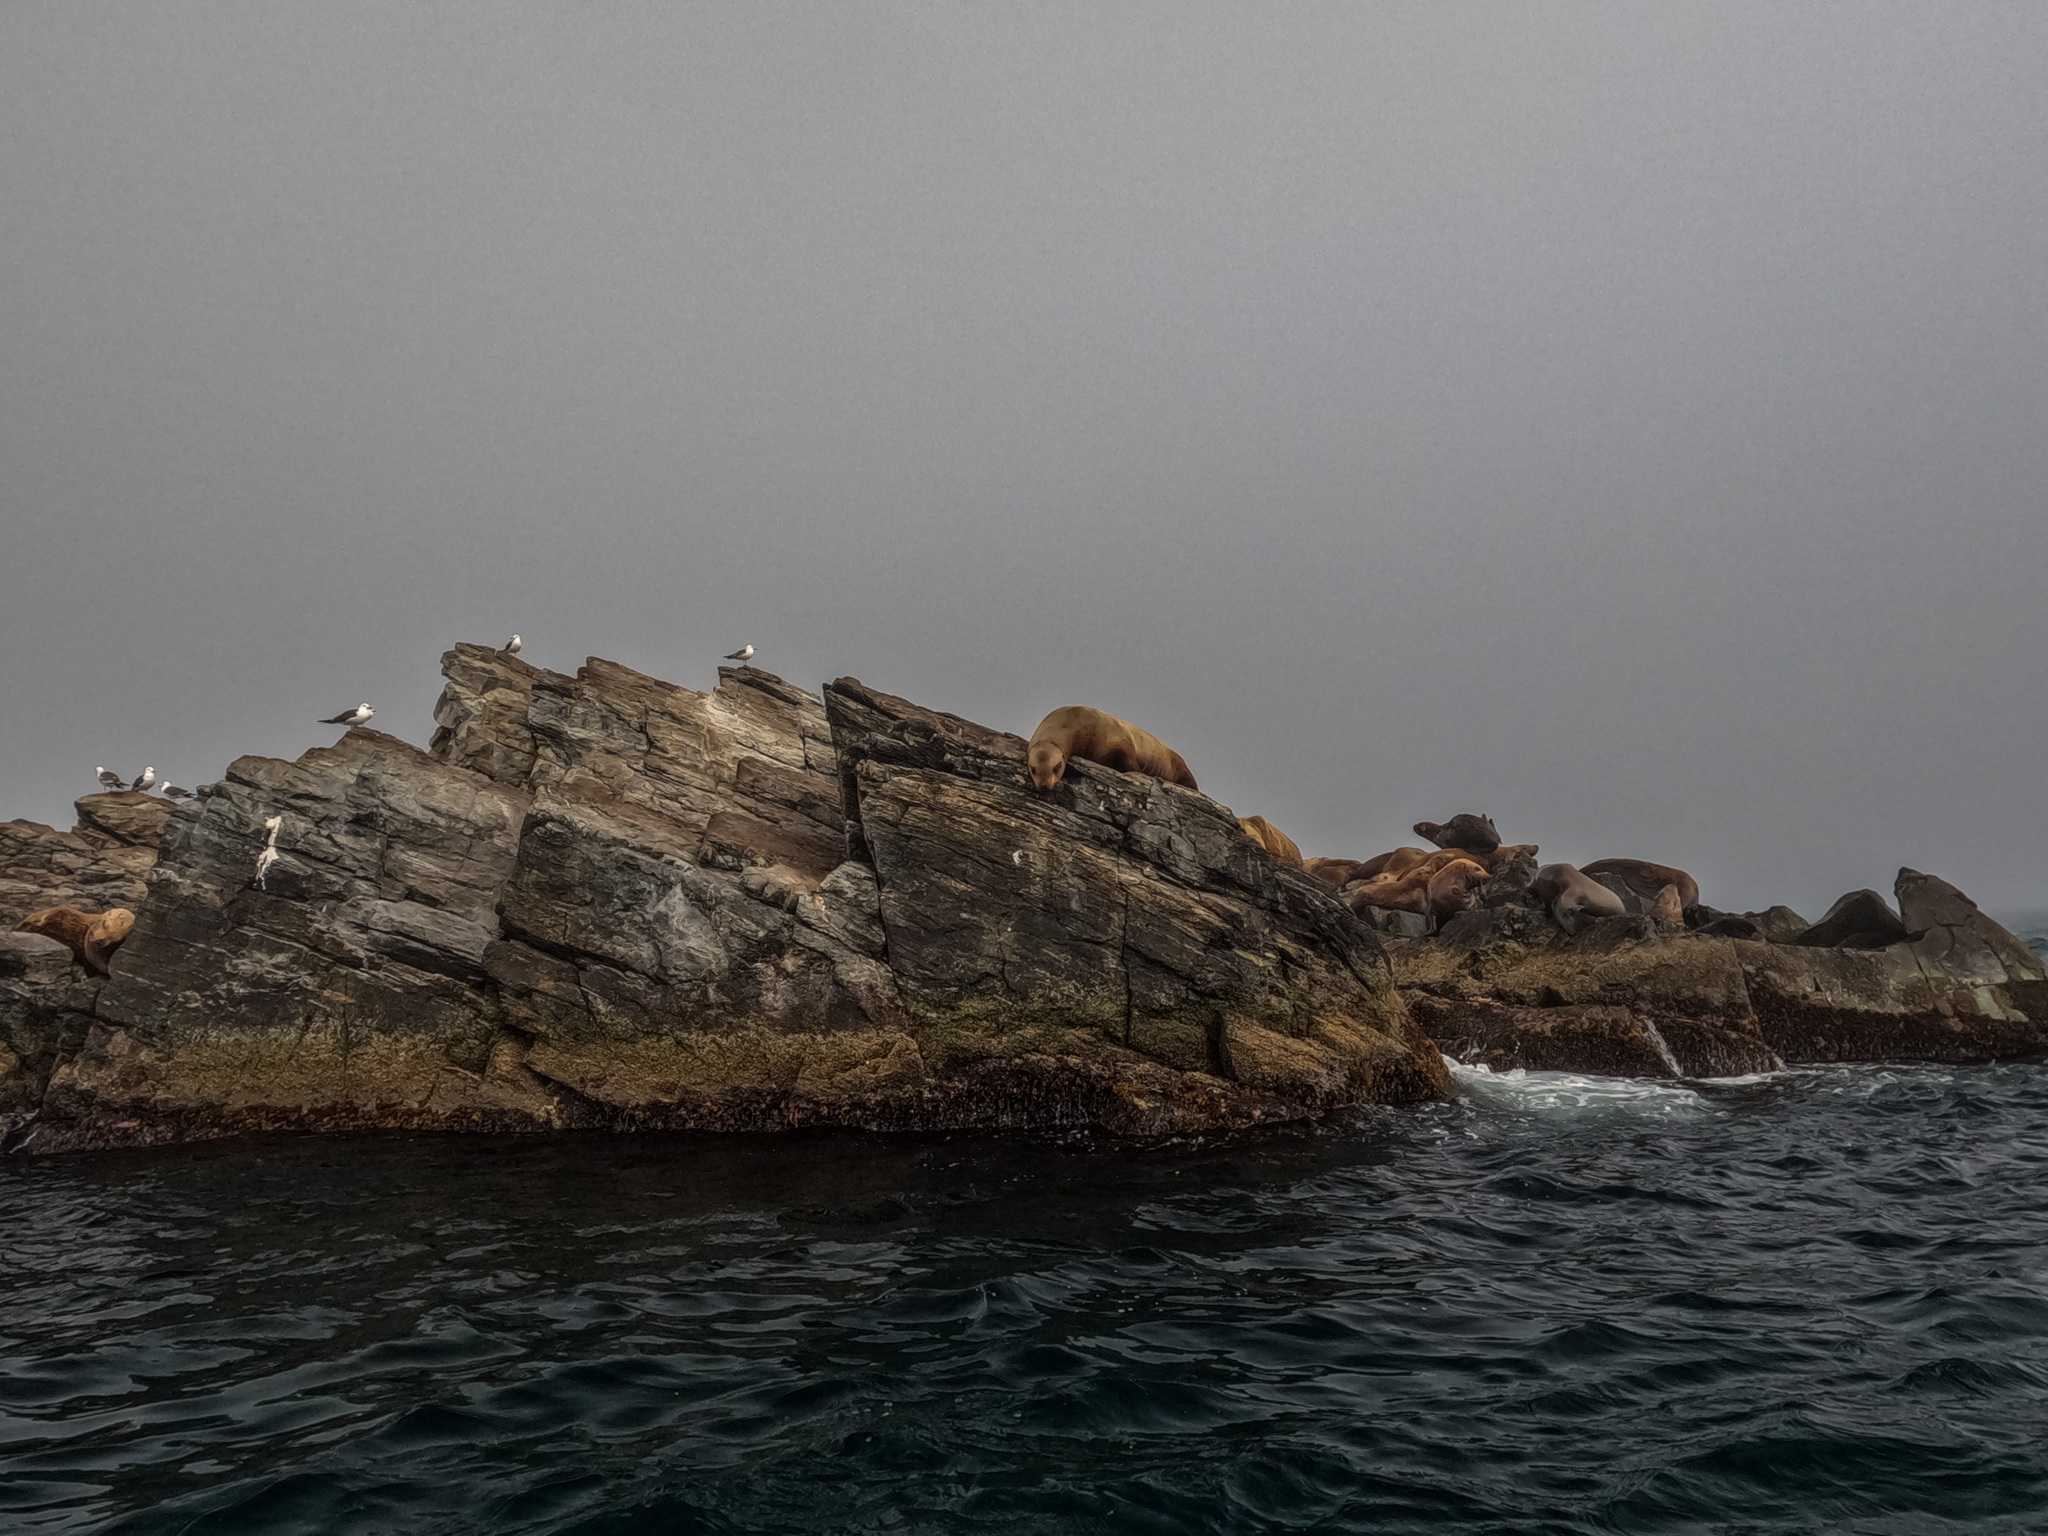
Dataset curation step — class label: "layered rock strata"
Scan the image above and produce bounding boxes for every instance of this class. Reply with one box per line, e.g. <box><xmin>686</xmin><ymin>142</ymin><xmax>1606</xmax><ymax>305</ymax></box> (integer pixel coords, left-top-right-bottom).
<box><xmin>2</xmin><ymin>645</ymin><xmax>1445</xmax><ymax>1151</ymax></box>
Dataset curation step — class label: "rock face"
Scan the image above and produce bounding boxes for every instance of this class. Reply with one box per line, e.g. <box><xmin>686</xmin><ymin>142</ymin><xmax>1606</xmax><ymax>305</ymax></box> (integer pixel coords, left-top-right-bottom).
<box><xmin>1400</xmin><ymin>868</ymin><xmax>2047</xmax><ymax>1079</ymax></box>
<box><xmin>2</xmin><ymin>645</ymin><xmax>1445</xmax><ymax>1151</ymax></box>
<box><xmin>0</xmin><ymin>792</ymin><xmax>166</xmax><ymax>931</ymax></box>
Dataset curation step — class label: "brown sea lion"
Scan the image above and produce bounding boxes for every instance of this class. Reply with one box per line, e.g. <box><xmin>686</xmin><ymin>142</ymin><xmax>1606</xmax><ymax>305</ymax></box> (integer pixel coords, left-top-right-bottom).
<box><xmin>1413</xmin><ymin>814</ymin><xmax>1501</xmax><ymax>857</ymax></box>
<box><xmin>1354</xmin><ymin>846</ymin><xmax>1434</xmax><ymax>884</ymax></box>
<box><xmin>1345</xmin><ymin>855</ymin><xmax>1489</xmax><ymax>922</ymax></box>
<box><xmin>1529</xmin><ymin>864</ymin><xmax>1626</xmax><ymax>932</ymax></box>
<box><xmin>15</xmin><ymin>906</ymin><xmax>136</xmax><ymax>975</ymax></box>
<box><xmin>1408</xmin><ymin>848</ymin><xmax>1492</xmax><ymax>881</ymax></box>
<box><xmin>1026</xmin><ymin>706</ymin><xmax>1199</xmax><ymax>793</ymax></box>
<box><xmin>1303</xmin><ymin>856</ymin><xmax>1369</xmax><ymax>889</ymax></box>
<box><xmin>1426</xmin><ymin>857</ymin><xmax>1491</xmax><ymax>922</ymax></box>
<box><xmin>1237</xmin><ymin>815</ymin><xmax>1304</xmax><ymax>868</ymax></box>
<box><xmin>1579</xmin><ymin>858</ymin><xmax>1700</xmax><ymax>914</ymax></box>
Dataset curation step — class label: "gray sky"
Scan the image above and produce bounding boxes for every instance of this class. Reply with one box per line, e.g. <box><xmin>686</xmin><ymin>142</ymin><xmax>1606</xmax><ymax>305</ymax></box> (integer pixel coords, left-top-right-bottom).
<box><xmin>4</xmin><ymin>2</ymin><xmax>2044</xmax><ymax>917</ymax></box>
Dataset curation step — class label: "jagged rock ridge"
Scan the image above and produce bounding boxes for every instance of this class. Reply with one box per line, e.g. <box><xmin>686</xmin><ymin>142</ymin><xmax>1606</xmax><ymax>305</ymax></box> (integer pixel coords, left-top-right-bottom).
<box><xmin>2</xmin><ymin>645</ymin><xmax>1445</xmax><ymax>1151</ymax></box>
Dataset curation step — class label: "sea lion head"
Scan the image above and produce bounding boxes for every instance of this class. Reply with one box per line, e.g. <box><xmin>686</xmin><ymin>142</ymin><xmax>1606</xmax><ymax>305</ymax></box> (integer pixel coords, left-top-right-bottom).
<box><xmin>1027</xmin><ymin>740</ymin><xmax>1067</xmax><ymax>790</ymax></box>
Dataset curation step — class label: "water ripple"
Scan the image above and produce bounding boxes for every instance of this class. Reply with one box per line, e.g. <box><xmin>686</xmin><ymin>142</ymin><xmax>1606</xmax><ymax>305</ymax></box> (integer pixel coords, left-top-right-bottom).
<box><xmin>1</xmin><ymin>1062</ymin><xmax>2046</xmax><ymax>1533</ymax></box>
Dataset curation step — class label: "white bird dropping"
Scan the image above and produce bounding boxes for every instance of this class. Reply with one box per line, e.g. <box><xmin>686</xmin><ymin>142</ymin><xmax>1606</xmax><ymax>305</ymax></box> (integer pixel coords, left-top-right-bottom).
<box><xmin>254</xmin><ymin>816</ymin><xmax>283</xmax><ymax>889</ymax></box>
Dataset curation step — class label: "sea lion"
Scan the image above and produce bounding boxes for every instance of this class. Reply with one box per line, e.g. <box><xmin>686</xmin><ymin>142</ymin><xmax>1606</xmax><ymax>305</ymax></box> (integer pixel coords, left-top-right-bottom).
<box><xmin>1345</xmin><ymin>856</ymin><xmax>1489</xmax><ymax>922</ymax></box>
<box><xmin>1651</xmin><ymin>884</ymin><xmax>1686</xmax><ymax>926</ymax></box>
<box><xmin>1303</xmin><ymin>856</ymin><xmax>1369</xmax><ymax>889</ymax></box>
<box><xmin>1237</xmin><ymin>815</ymin><xmax>1304</xmax><ymax>868</ymax></box>
<box><xmin>1026</xmin><ymin>706</ymin><xmax>1199</xmax><ymax>793</ymax></box>
<box><xmin>1353</xmin><ymin>846</ymin><xmax>1434</xmax><ymax>884</ymax></box>
<box><xmin>1413</xmin><ymin>814</ymin><xmax>1502</xmax><ymax>857</ymax></box>
<box><xmin>1578</xmin><ymin>858</ymin><xmax>1700</xmax><ymax>915</ymax></box>
<box><xmin>1530</xmin><ymin>864</ymin><xmax>1626</xmax><ymax>932</ymax></box>
<box><xmin>15</xmin><ymin>906</ymin><xmax>136</xmax><ymax>975</ymax></box>
<box><xmin>1426</xmin><ymin>857</ymin><xmax>1491</xmax><ymax>922</ymax></box>
<box><xmin>1345</xmin><ymin>869</ymin><xmax>1431</xmax><ymax>916</ymax></box>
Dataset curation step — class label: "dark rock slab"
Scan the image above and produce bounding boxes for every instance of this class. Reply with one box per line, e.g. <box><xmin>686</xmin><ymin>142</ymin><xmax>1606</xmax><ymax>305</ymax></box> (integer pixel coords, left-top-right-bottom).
<box><xmin>1793</xmin><ymin>889</ymin><xmax>1912</xmax><ymax>949</ymax></box>
<box><xmin>71</xmin><ymin>791</ymin><xmax>172</xmax><ymax>851</ymax></box>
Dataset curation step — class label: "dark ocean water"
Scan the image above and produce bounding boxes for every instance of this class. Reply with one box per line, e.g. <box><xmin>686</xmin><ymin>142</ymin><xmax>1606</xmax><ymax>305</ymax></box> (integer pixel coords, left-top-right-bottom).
<box><xmin>5</xmin><ymin>1055</ymin><xmax>2048</xmax><ymax>1536</ymax></box>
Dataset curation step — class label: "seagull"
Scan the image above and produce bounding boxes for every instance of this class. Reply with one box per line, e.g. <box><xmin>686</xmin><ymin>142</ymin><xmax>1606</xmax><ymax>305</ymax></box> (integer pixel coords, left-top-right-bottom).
<box><xmin>503</xmin><ymin>634</ymin><xmax>522</xmax><ymax>655</ymax></box>
<box><xmin>723</xmin><ymin>644</ymin><xmax>755</xmax><ymax>663</ymax></box>
<box><xmin>161</xmin><ymin>785</ymin><xmax>193</xmax><ymax>803</ymax></box>
<box><xmin>319</xmin><ymin>703</ymin><xmax>374</xmax><ymax>728</ymax></box>
<box><xmin>96</xmin><ymin>767</ymin><xmax>124</xmax><ymax>791</ymax></box>
<box><xmin>130</xmin><ymin>766</ymin><xmax>156</xmax><ymax>792</ymax></box>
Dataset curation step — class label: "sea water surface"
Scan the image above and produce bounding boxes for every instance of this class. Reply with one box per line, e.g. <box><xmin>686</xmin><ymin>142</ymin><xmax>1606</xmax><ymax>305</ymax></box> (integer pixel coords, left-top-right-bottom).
<box><xmin>4</xmin><ymin>1054</ymin><xmax>2048</xmax><ymax>1535</ymax></box>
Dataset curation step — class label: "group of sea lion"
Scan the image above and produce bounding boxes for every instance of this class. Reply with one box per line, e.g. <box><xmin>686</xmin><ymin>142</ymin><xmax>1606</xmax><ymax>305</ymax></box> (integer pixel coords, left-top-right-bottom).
<box><xmin>1026</xmin><ymin>707</ymin><xmax>1699</xmax><ymax>934</ymax></box>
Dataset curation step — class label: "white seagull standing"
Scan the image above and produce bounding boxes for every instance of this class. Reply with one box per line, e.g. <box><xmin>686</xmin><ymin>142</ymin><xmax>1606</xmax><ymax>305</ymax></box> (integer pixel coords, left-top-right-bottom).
<box><xmin>320</xmin><ymin>703</ymin><xmax>374</xmax><ymax>729</ymax></box>
<box><xmin>96</xmin><ymin>767</ymin><xmax>124</xmax><ymax>791</ymax></box>
<box><xmin>130</xmin><ymin>766</ymin><xmax>156</xmax><ymax>793</ymax></box>
<box><xmin>503</xmin><ymin>634</ymin><xmax>522</xmax><ymax>655</ymax></box>
<box><xmin>723</xmin><ymin>644</ymin><xmax>755</xmax><ymax>663</ymax></box>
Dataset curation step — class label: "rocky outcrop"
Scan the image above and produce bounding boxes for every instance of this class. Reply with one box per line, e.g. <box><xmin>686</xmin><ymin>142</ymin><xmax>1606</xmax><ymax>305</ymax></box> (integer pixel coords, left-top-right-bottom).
<box><xmin>0</xmin><ymin>792</ymin><xmax>166</xmax><ymax>931</ymax></box>
<box><xmin>1</xmin><ymin>645</ymin><xmax>1444</xmax><ymax>1151</ymax></box>
<box><xmin>1397</xmin><ymin>868</ymin><xmax>2046</xmax><ymax>1079</ymax></box>
<box><xmin>824</xmin><ymin>679</ymin><xmax>1446</xmax><ymax>1121</ymax></box>
<box><xmin>4</xmin><ymin>642</ymin><xmax>2039</xmax><ymax>1146</ymax></box>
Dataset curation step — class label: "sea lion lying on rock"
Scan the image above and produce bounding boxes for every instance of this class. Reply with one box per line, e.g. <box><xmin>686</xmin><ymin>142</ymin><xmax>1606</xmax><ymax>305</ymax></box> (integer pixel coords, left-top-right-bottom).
<box><xmin>1026</xmin><ymin>706</ymin><xmax>1199</xmax><ymax>793</ymax></box>
<box><xmin>1530</xmin><ymin>864</ymin><xmax>1626</xmax><ymax>933</ymax></box>
<box><xmin>1578</xmin><ymin>858</ymin><xmax>1701</xmax><ymax>915</ymax></box>
<box><xmin>1414</xmin><ymin>814</ymin><xmax>1501</xmax><ymax>857</ymax></box>
<box><xmin>1347</xmin><ymin>856</ymin><xmax>1490</xmax><ymax>923</ymax></box>
<box><xmin>15</xmin><ymin>906</ymin><xmax>136</xmax><ymax>975</ymax></box>
<box><xmin>1237</xmin><ymin>815</ymin><xmax>1304</xmax><ymax>868</ymax></box>
<box><xmin>1304</xmin><ymin>856</ymin><xmax>1369</xmax><ymax>889</ymax></box>
<box><xmin>1358</xmin><ymin>846</ymin><xmax>1432</xmax><ymax>882</ymax></box>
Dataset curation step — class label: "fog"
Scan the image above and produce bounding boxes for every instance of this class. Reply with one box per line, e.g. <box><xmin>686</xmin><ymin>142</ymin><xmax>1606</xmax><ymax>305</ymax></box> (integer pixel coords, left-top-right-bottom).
<box><xmin>4</xmin><ymin>2</ymin><xmax>2044</xmax><ymax>916</ymax></box>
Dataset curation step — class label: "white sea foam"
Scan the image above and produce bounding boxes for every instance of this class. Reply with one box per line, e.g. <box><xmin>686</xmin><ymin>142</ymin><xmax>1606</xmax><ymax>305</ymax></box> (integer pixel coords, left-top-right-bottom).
<box><xmin>1444</xmin><ymin>1055</ymin><xmax>1709</xmax><ymax>1115</ymax></box>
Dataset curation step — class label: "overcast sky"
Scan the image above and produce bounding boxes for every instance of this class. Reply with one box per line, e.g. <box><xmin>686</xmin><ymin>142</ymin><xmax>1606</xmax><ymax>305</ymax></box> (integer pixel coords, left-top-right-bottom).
<box><xmin>3</xmin><ymin>2</ymin><xmax>2043</xmax><ymax>917</ymax></box>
